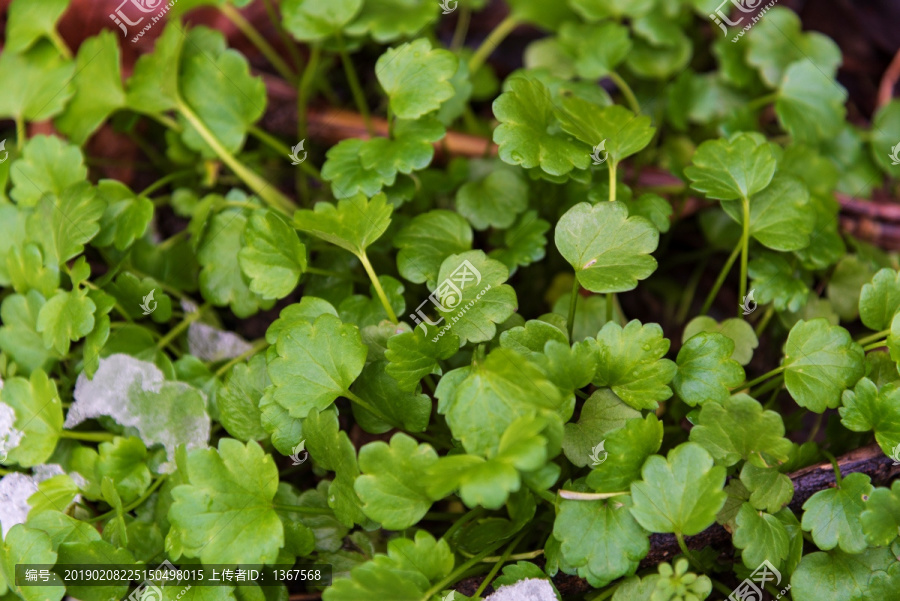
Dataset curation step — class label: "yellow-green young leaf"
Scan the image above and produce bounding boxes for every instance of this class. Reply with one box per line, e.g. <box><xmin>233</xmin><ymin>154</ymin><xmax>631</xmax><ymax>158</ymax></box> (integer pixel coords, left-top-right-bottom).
<box><xmin>776</xmin><ymin>61</ymin><xmax>847</xmax><ymax>144</ymax></box>
<box><xmin>125</xmin><ymin>23</ymin><xmax>183</xmax><ymax>114</ymax></box>
<box><xmin>630</xmin><ymin>442</ymin><xmax>727</xmax><ymax>536</ymax></box>
<box><xmin>294</xmin><ymin>193</ymin><xmax>392</xmax><ymax>257</ymax></box>
<box><xmin>376</xmin><ymin>39</ymin><xmax>457</xmax><ymax>120</ymax></box>
<box><xmin>394</xmin><ymin>210</ymin><xmax>472</xmax><ymax>288</ymax></box>
<box><xmin>282</xmin><ymin>0</ymin><xmax>363</xmax><ymax>41</ymax></box>
<box><xmin>683</xmin><ymin>316</ymin><xmax>758</xmax><ymax>366</ymax></box>
<box><xmin>684</xmin><ymin>134</ymin><xmax>777</xmax><ymax>201</ymax></box>
<box><xmin>590</xmin><ymin>320</ymin><xmax>676</xmax><ymax>411</ymax></box>
<box><xmin>858</xmin><ymin>268</ymin><xmax>900</xmax><ymax>331</ymax></box>
<box><xmin>556</xmin><ymin>202</ymin><xmax>659</xmax><ymax>294</ymax></box>
<box><xmin>0</xmin><ymin>43</ymin><xmax>74</xmax><ymax>124</ymax></box>
<box><xmin>690</xmin><ymin>394</ymin><xmax>792</xmax><ymax>468</ymax></box>
<box><xmin>801</xmin><ymin>472</ymin><xmax>872</xmax><ymax>553</ymax></box>
<box><xmin>354</xmin><ymin>433</ymin><xmax>438</xmax><ymax>529</ymax></box>
<box><xmin>7</xmin><ymin>243</ymin><xmax>59</xmax><ymax>298</ymax></box>
<box><xmin>555</xmin><ymin>99</ymin><xmax>655</xmax><ymax>165</ymax></box>
<box><xmin>0</xmin><ymin>291</ymin><xmax>62</xmax><ymax>374</ymax></box>
<box><xmin>55</xmin><ymin>31</ymin><xmax>125</xmax><ymax>144</ymax></box>
<box><xmin>0</xmin><ymin>370</ymin><xmax>61</xmax><ymax>467</ymax></box>
<box><xmin>783</xmin><ymin>319</ymin><xmax>865</xmax><ymax>413</ymax></box>
<box><xmin>860</xmin><ymin>481</ymin><xmax>900</xmax><ymax>547</ymax></box>
<box><xmin>839</xmin><ymin>378</ymin><xmax>900</xmax><ymax>456</ymax></box>
<box><xmin>27</xmin><ymin>474</ymin><xmax>78</xmax><ymax>519</ymax></box>
<box><xmin>238</xmin><ymin>210</ymin><xmax>307</xmax><ymax>300</ymax></box>
<box><xmin>344</xmin><ymin>0</ymin><xmax>439</xmax><ymax>43</ymax></box>
<box><xmin>36</xmin><ymin>288</ymin><xmax>96</xmax><ymax>356</ymax></box>
<box><xmin>552</xmin><ymin>495</ymin><xmax>649</xmax><ymax>588</ymax></box>
<box><xmin>266</xmin><ymin>313</ymin><xmax>367</xmax><ymax>419</ymax></box>
<box><xmin>562</xmin><ymin>389</ymin><xmax>639</xmax><ymax>468</ymax></box>
<box><xmin>651</xmin><ymin>558</ymin><xmax>712</xmax><ymax>601</ymax></box>
<box><xmin>168</xmin><ymin>439</ymin><xmax>282</xmax><ymax>564</ymax></box>
<box><xmin>384</xmin><ymin>326</ymin><xmax>458</xmax><ymax>392</ymax></box>
<box><xmin>733</xmin><ymin>503</ymin><xmax>790</xmax><ymax>571</ymax></box>
<box><xmin>27</xmin><ymin>181</ymin><xmax>104</xmax><ymax>265</ymax></box>
<box><xmin>586</xmin><ymin>414</ymin><xmax>663</xmax><ymax>493</ymax></box>
<box><xmin>177</xmin><ymin>27</ymin><xmax>265</xmax><ymax>157</ymax></box>
<box><xmin>493</xmin><ymin>75</ymin><xmax>591</xmax><ymax>177</ymax></box>
<box><xmin>5</xmin><ymin>0</ymin><xmax>69</xmax><ymax>53</ymax></box>
<box><xmin>360</xmin><ymin>118</ymin><xmax>445</xmax><ymax>183</ymax></box>
<box><xmin>740</xmin><ymin>463</ymin><xmax>794</xmax><ymax>514</ymax></box>
<box><xmin>96</xmin><ymin>437</ymin><xmax>152</xmax><ymax>505</ymax></box>
<box><xmin>10</xmin><ymin>135</ymin><xmax>86</xmax><ymax>208</ymax></box>
<box><xmin>672</xmin><ymin>332</ymin><xmax>744</xmax><ymax>406</ymax></box>
<box><xmin>721</xmin><ymin>175</ymin><xmax>815</xmax><ymax>252</ymax></box>
<box><xmin>218</xmin><ymin>354</ymin><xmax>270</xmax><ymax>443</ymax></box>
<box><xmin>93</xmin><ymin>180</ymin><xmax>154</xmax><ymax>252</ymax></box>
<box><xmin>321</xmin><ymin>138</ymin><xmax>395</xmax><ymax>199</ymax></box>
<box><xmin>0</xmin><ymin>525</ymin><xmax>62</xmax><ymax>601</ymax></box>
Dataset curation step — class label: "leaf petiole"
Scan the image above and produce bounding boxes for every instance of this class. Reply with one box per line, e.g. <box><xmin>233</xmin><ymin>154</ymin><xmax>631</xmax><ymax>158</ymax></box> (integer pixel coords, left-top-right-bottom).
<box><xmin>741</xmin><ymin>365</ymin><xmax>785</xmax><ymax>390</ymax></box>
<box><xmin>468</xmin><ymin>15</ymin><xmax>521</xmax><ymax>73</ymax></box>
<box><xmin>608</xmin><ymin>71</ymin><xmax>640</xmax><ymax>115</ymax></box>
<box><xmin>567</xmin><ymin>276</ymin><xmax>580</xmax><ymax>341</ymax></box>
<box><xmin>220</xmin><ymin>4</ymin><xmax>297</xmax><ymax>84</ymax></box>
<box><xmin>557</xmin><ymin>490</ymin><xmax>629</xmax><ymax>501</ymax></box>
<box><xmin>59</xmin><ymin>430</ymin><xmax>116</xmax><ymax>442</ymax></box>
<box><xmin>739</xmin><ymin>195</ymin><xmax>751</xmax><ymax>315</ymax></box>
<box><xmin>700</xmin><ymin>239</ymin><xmax>742</xmax><ymax>315</ymax></box>
<box><xmin>336</xmin><ymin>32</ymin><xmax>374</xmax><ymax>136</ymax></box>
<box><xmin>856</xmin><ymin>328</ymin><xmax>891</xmax><ymax>346</ymax></box>
<box><xmin>358</xmin><ymin>251</ymin><xmax>399</xmax><ymax>323</ymax></box>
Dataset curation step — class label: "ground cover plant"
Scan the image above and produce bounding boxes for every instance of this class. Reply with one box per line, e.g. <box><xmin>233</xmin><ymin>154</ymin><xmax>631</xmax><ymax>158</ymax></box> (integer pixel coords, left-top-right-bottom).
<box><xmin>1</xmin><ymin>0</ymin><xmax>900</xmax><ymax>599</ymax></box>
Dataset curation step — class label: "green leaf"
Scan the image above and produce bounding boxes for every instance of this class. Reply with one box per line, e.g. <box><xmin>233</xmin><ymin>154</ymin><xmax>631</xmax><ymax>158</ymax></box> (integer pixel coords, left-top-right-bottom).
<box><xmin>740</xmin><ymin>462</ymin><xmax>794</xmax><ymax>514</ymax></box>
<box><xmin>651</xmin><ymin>558</ymin><xmax>712</xmax><ymax>601</ymax></box>
<box><xmin>561</xmin><ymin>21</ymin><xmax>631</xmax><ymax>79</ymax></box>
<box><xmin>394</xmin><ymin>210</ymin><xmax>472</xmax><ymax>288</ymax></box>
<box><xmin>344</xmin><ymin>0</ymin><xmax>439</xmax><ymax>43</ymax></box>
<box><xmin>218</xmin><ymin>354</ymin><xmax>270</xmax><ymax>443</ymax></box>
<box><xmin>10</xmin><ymin>135</ymin><xmax>86</xmax><ymax>208</ymax></box>
<box><xmin>0</xmin><ymin>525</ymin><xmax>62</xmax><ymax>601</ymax></box>
<box><xmin>722</xmin><ymin>175</ymin><xmax>814</xmax><ymax>251</ymax></box>
<box><xmin>0</xmin><ymin>42</ymin><xmax>74</xmax><ymax>124</ymax></box>
<box><xmin>562</xmin><ymin>388</ymin><xmax>639</xmax><ymax>467</ymax></box>
<box><xmin>350</xmin><ymin>361</ymin><xmax>430</xmax><ymax>433</ymax></box>
<box><xmin>359</xmin><ymin>119</ymin><xmax>444</xmax><ymax>184</ymax></box>
<box><xmin>5</xmin><ymin>0</ymin><xmax>69</xmax><ymax>53</ymax></box>
<box><xmin>586</xmin><ymin>414</ymin><xmax>663</xmax><ymax>493</ymax></box>
<box><xmin>6</xmin><ymin>243</ymin><xmax>58</xmax><ymax>298</ymax></box>
<box><xmin>556</xmin><ymin>99</ymin><xmax>655</xmax><ymax>166</ymax></box>
<box><xmin>745</xmin><ymin>7</ymin><xmax>841</xmax><ymax>87</ymax></box>
<box><xmin>125</xmin><ymin>23</ymin><xmax>182</xmax><ymax>114</ymax></box>
<box><xmin>791</xmin><ymin>548</ymin><xmax>894</xmax><ymax>601</ymax></box>
<box><xmin>828</xmin><ymin>254</ymin><xmax>877</xmax><ymax>321</ymax></box>
<box><xmin>376</xmin><ymin>39</ymin><xmax>457</xmax><ymax>120</ymax></box>
<box><xmin>294</xmin><ymin>193</ymin><xmax>392</xmax><ymax>258</ymax></box>
<box><xmin>489</xmin><ymin>210</ymin><xmax>551</xmax><ymax>272</ymax></box>
<box><xmin>178</xmin><ymin>27</ymin><xmax>266</xmax><ymax>157</ymax></box>
<box><xmin>689</xmin><ymin>394</ymin><xmax>792</xmax><ymax>467</ymax></box>
<box><xmin>628</xmin><ymin>193</ymin><xmax>672</xmax><ymax>234</ymax></box>
<box><xmin>282</xmin><ymin>0</ymin><xmax>363</xmax><ymax>41</ymax></box>
<box><xmin>456</xmin><ymin>162</ymin><xmax>528</xmax><ymax>230</ymax></box>
<box><xmin>493</xmin><ymin>75</ymin><xmax>590</xmax><ymax>177</ymax></box>
<box><xmin>96</xmin><ymin>436</ymin><xmax>152</xmax><ymax>505</ymax></box>
<box><xmin>266</xmin><ymin>313</ymin><xmax>367</xmax><ymax>419</ymax></box>
<box><xmin>733</xmin><ymin>503</ymin><xmax>790</xmax><ymax>570</ymax></box>
<box><xmin>569</xmin><ymin>0</ymin><xmax>655</xmax><ymax>21</ymax></box>
<box><xmin>238</xmin><ymin>210</ymin><xmax>307</xmax><ymax>300</ymax></box>
<box><xmin>748</xmin><ymin>252</ymin><xmax>811</xmax><ymax>312</ymax></box>
<box><xmin>169</xmin><ymin>439</ymin><xmax>282</xmax><ymax>564</ymax></box>
<box><xmin>555</xmin><ymin>202</ymin><xmax>659</xmax><ymax>294</ymax></box>
<box><xmin>55</xmin><ymin>31</ymin><xmax>125</xmax><ymax>144</ymax></box>
<box><xmin>37</xmin><ymin>287</ymin><xmax>96</xmax><ymax>355</ymax></box>
<box><xmin>859</xmin><ymin>268</ymin><xmax>900</xmax><ymax>332</ymax></box>
<box><xmin>590</xmin><ymin>320</ymin><xmax>676</xmax><ymax>411</ymax></box>
<box><xmin>321</xmin><ymin>139</ymin><xmax>395</xmax><ymax>199</ymax></box>
<box><xmin>0</xmin><ymin>291</ymin><xmax>61</xmax><ymax>374</ymax></box>
<box><xmin>872</xmin><ymin>100</ymin><xmax>900</xmax><ymax>173</ymax></box>
<box><xmin>776</xmin><ymin>61</ymin><xmax>847</xmax><ymax>143</ymax></box>
<box><xmin>839</xmin><ymin>378</ymin><xmax>900</xmax><ymax>455</ymax></box>
<box><xmin>93</xmin><ymin>180</ymin><xmax>154</xmax><ymax>251</ymax></box>
<box><xmin>354</xmin><ymin>433</ymin><xmax>438</xmax><ymax>529</ymax></box>
<box><xmin>0</xmin><ymin>369</ymin><xmax>62</xmax><ymax>467</ymax></box>
<box><xmin>783</xmin><ymin>319</ymin><xmax>865</xmax><ymax>412</ymax></box>
<box><xmin>860</xmin><ymin>481</ymin><xmax>900</xmax><ymax>547</ymax></box>
<box><xmin>684</xmin><ymin>134</ymin><xmax>777</xmax><ymax>201</ymax></box>
<box><xmin>630</xmin><ymin>442</ymin><xmax>727</xmax><ymax>536</ymax></box>
<box><xmin>683</xmin><ymin>316</ymin><xmax>758</xmax><ymax>366</ymax></box>
<box><xmin>672</xmin><ymin>332</ymin><xmax>744</xmax><ymax>406</ymax></box>
<box><xmin>801</xmin><ymin>472</ymin><xmax>873</xmax><ymax>553</ymax></box>
<box><xmin>436</xmin><ymin>348</ymin><xmax>566</xmax><ymax>457</ymax></box>
<box><xmin>26</xmin><ymin>181</ymin><xmax>104</xmax><ymax>265</ymax></box>
<box><xmin>552</xmin><ymin>495</ymin><xmax>649</xmax><ymax>588</ymax></box>
<box><xmin>198</xmin><ymin>208</ymin><xmax>274</xmax><ymax>318</ymax></box>
<box><xmin>384</xmin><ymin>326</ymin><xmax>457</xmax><ymax>392</ymax></box>
<box><xmin>431</xmin><ymin>250</ymin><xmax>518</xmax><ymax>345</ymax></box>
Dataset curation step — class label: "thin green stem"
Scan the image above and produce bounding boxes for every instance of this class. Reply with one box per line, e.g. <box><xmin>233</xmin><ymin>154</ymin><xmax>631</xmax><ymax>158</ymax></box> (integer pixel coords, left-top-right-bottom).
<box><xmin>220</xmin><ymin>4</ymin><xmax>296</xmax><ymax>83</ymax></box>
<box><xmin>174</xmin><ymin>99</ymin><xmax>296</xmax><ymax>214</ymax></box>
<box><xmin>700</xmin><ymin>240</ymin><xmax>742</xmax><ymax>315</ymax></box>
<box><xmin>156</xmin><ymin>303</ymin><xmax>207</xmax><ymax>350</ymax></box>
<box><xmin>336</xmin><ymin>33</ymin><xmax>374</xmax><ymax>136</ymax></box>
<box><xmin>751</xmin><ymin>374</ymin><xmax>783</xmax><ymax>399</ymax></box>
<box><xmin>608</xmin><ymin>71</ymin><xmax>640</xmax><ymax>114</ymax></box>
<box><xmin>481</xmin><ymin>549</ymin><xmax>543</xmax><ymax>562</ymax></box>
<box><xmin>739</xmin><ymin>196</ymin><xmax>751</xmax><ymax>313</ymax></box>
<box><xmin>468</xmin><ymin>15</ymin><xmax>521</xmax><ymax>73</ymax></box>
<box><xmin>592</xmin><ymin>582</ymin><xmax>623</xmax><ymax>601</ymax></box>
<box><xmin>421</xmin><ymin>542</ymin><xmax>504</xmax><ymax>601</ymax></box>
<box><xmin>806</xmin><ymin>412</ymin><xmax>824</xmax><ymax>443</ymax></box>
<box><xmin>558</xmin><ymin>490</ymin><xmax>629</xmax><ymax>501</ymax></box>
<box><xmin>675</xmin><ymin>257</ymin><xmax>708</xmax><ymax>324</ymax></box>
<box><xmin>343</xmin><ymin>389</ymin><xmax>394</xmax><ymax>426</ymax></box>
<box><xmin>675</xmin><ymin>532</ymin><xmax>702</xmax><ymax>571</ymax></box>
<box><xmin>821</xmin><ymin>450</ymin><xmax>842</xmax><ymax>486</ymax></box>
<box><xmin>864</xmin><ymin>340</ymin><xmax>888</xmax><ymax>351</ymax></box>
<box><xmin>857</xmin><ymin>329</ymin><xmax>891</xmax><ymax>346</ymax></box>
<box><xmin>450</xmin><ymin>5</ymin><xmax>472</xmax><ymax>51</ymax></box>
<box><xmin>248</xmin><ymin>125</ymin><xmax>322</xmax><ymax>181</ymax></box>
<box><xmin>88</xmin><ymin>475</ymin><xmax>167</xmax><ymax>522</ymax></box>
<box><xmin>297</xmin><ymin>43</ymin><xmax>322</xmax><ymax>200</ymax></box>
<box><xmin>15</xmin><ymin>115</ymin><xmax>26</xmax><ymax>144</ymax></box>
<box><xmin>59</xmin><ymin>430</ymin><xmax>116</xmax><ymax>443</ymax></box>
<box><xmin>442</xmin><ymin>507</ymin><xmax>486</xmax><ymax>543</ymax></box>
<box><xmin>48</xmin><ymin>28</ymin><xmax>72</xmax><ymax>60</ymax></box>
<box><xmin>606</xmin><ymin>293</ymin><xmax>615</xmax><ymax>324</ymax></box>
<box><xmin>358</xmin><ymin>252</ymin><xmax>398</xmax><ymax>323</ymax></box>
<box><xmin>139</xmin><ymin>169</ymin><xmax>195</xmax><ymax>199</ymax></box>
<box><xmin>262</xmin><ymin>0</ymin><xmax>303</xmax><ymax>70</ymax></box>
<box><xmin>742</xmin><ymin>365</ymin><xmax>785</xmax><ymax>390</ymax></box>
<box><xmin>608</xmin><ymin>160</ymin><xmax>618</xmax><ymax>202</ymax></box>
<box><xmin>474</xmin><ymin>531</ymin><xmax>526</xmax><ymax>598</ymax></box>
<box><xmin>574</xmin><ymin>388</ymin><xmax>589</xmax><ymax>400</ymax></box>
<box><xmin>214</xmin><ymin>340</ymin><xmax>268</xmax><ymax>377</ymax></box>
<box><xmin>754</xmin><ymin>305</ymin><xmax>775</xmax><ymax>336</ymax></box>
<box><xmin>712</xmin><ymin>579</ymin><xmax>735</xmax><ymax>598</ymax></box>
<box><xmin>567</xmin><ymin>277</ymin><xmax>580</xmax><ymax>341</ymax></box>
<box><xmin>272</xmin><ymin>504</ymin><xmax>334</xmax><ymax>515</ymax></box>
<box><xmin>746</xmin><ymin>92</ymin><xmax>779</xmax><ymax>112</ymax></box>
